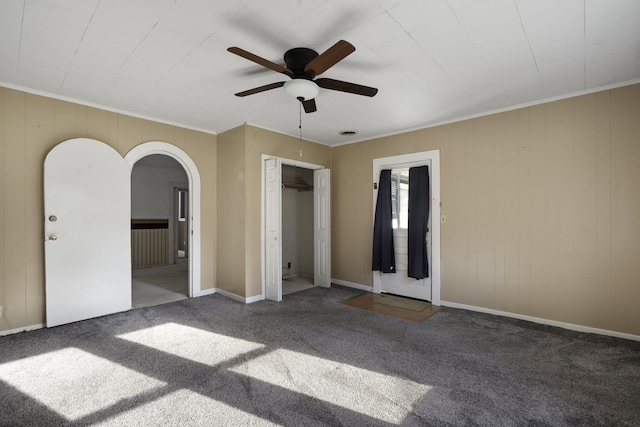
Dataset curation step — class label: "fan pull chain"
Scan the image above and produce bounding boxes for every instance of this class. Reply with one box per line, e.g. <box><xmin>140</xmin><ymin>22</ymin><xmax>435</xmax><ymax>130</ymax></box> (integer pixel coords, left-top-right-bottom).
<box><xmin>299</xmin><ymin>102</ymin><xmax>303</xmax><ymax>158</ymax></box>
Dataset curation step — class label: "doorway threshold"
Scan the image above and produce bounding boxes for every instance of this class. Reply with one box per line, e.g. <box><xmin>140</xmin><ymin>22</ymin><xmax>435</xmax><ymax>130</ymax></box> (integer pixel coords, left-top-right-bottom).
<box><xmin>132</xmin><ymin>264</ymin><xmax>188</xmax><ymax>308</ymax></box>
<box><xmin>342</xmin><ymin>293</ymin><xmax>440</xmax><ymax>322</ymax></box>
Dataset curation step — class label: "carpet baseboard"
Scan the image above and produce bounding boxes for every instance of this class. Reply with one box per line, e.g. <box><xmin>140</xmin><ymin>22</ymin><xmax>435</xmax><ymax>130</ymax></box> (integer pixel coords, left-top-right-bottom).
<box><xmin>215</xmin><ymin>288</ymin><xmax>248</xmax><ymax>303</ymax></box>
<box><xmin>192</xmin><ymin>287</ymin><xmax>216</xmax><ymax>297</ymax></box>
<box><xmin>442</xmin><ymin>300</ymin><xmax>640</xmax><ymax>342</ymax></box>
<box><xmin>244</xmin><ymin>294</ymin><xmax>264</xmax><ymax>304</ymax></box>
<box><xmin>331</xmin><ymin>278</ymin><xmax>372</xmax><ymax>292</ymax></box>
<box><xmin>0</xmin><ymin>323</ymin><xmax>44</xmax><ymax>337</ymax></box>
<box><xmin>215</xmin><ymin>288</ymin><xmax>264</xmax><ymax>304</ymax></box>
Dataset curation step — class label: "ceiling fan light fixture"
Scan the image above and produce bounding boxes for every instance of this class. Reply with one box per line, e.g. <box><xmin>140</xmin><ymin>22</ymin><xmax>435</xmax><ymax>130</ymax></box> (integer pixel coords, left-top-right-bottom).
<box><xmin>284</xmin><ymin>78</ymin><xmax>319</xmax><ymax>101</ymax></box>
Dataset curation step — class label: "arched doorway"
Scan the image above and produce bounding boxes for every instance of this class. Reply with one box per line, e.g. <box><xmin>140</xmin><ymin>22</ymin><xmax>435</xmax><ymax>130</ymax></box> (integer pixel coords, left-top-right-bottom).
<box><xmin>130</xmin><ymin>154</ymin><xmax>189</xmax><ymax>307</ymax></box>
<box><xmin>44</xmin><ymin>139</ymin><xmax>205</xmax><ymax>327</ymax></box>
<box><xmin>124</xmin><ymin>142</ymin><xmax>203</xmax><ymax>299</ymax></box>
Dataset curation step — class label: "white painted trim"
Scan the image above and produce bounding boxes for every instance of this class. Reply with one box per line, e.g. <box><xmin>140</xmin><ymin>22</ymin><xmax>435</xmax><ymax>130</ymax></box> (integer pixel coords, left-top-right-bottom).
<box><xmin>214</xmin><ymin>288</ymin><xmax>244</xmax><ymax>303</ymax></box>
<box><xmin>0</xmin><ymin>82</ymin><xmax>217</xmax><ymax>137</ymax></box>
<box><xmin>227</xmin><ymin>122</ymin><xmax>326</xmax><ymax>146</ymax></box>
<box><xmin>125</xmin><ymin>142</ymin><xmax>203</xmax><ymax>299</ymax></box>
<box><xmin>0</xmin><ymin>324</ymin><xmax>44</xmax><ymax>337</ymax></box>
<box><xmin>4</xmin><ymin>79</ymin><xmax>639</xmax><ymax>150</ymax></box>
<box><xmin>281</xmin><ymin>157</ymin><xmax>327</xmax><ymax>171</ymax></box>
<box><xmin>261</xmin><ymin>154</ymin><xmax>326</xmax><ymax>302</ymax></box>
<box><xmin>329</xmin><ymin>78</ymin><xmax>640</xmax><ymax>147</ymax></box>
<box><xmin>245</xmin><ymin>294</ymin><xmax>264</xmax><ymax>304</ymax></box>
<box><xmin>441</xmin><ymin>301</ymin><xmax>640</xmax><ymax>342</ymax></box>
<box><xmin>193</xmin><ymin>288</ymin><xmax>216</xmax><ymax>297</ymax></box>
<box><xmin>215</xmin><ymin>288</ymin><xmax>263</xmax><ymax>304</ymax></box>
<box><xmin>332</xmin><ymin>279</ymin><xmax>373</xmax><ymax>292</ymax></box>
<box><xmin>372</xmin><ymin>150</ymin><xmax>441</xmax><ymax>305</ymax></box>
<box><xmin>261</xmin><ymin>155</ymin><xmax>267</xmax><ymax>301</ymax></box>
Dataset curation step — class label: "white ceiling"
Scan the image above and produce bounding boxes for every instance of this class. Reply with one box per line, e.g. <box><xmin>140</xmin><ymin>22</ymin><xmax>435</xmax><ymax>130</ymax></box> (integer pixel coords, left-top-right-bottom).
<box><xmin>1</xmin><ymin>0</ymin><xmax>639</xmax><ymax>146</ymax></box>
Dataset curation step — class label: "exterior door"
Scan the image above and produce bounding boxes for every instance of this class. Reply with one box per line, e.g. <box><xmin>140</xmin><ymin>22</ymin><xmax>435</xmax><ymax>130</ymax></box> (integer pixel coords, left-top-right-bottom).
<box><xmin>314</xmin><ymin>168</ymin><xmax>331</xmax><ymax>288</ymax></box>
<box><xmin>265</xmin><ymin>158</ymin><xmax>282</xmax><ymax>301</ymax></box>
<box><xmin>373</xmin><ymin>151</ymin><xmax>441</xmax><ymax>305</ymax></box>
<box><xmin>379</xmin><ymin>175</ymin><xmax>432</xmax><ymax>300</ymax></box>
<box><xmin>44</xmin><ymin>138</ymin><xmax>131</xmax><ymax>327</ymax></box>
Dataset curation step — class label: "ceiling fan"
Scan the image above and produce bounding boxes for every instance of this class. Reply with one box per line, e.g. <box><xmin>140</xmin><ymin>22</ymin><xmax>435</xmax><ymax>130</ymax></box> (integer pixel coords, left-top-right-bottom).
<box><xmin>227</xmin><ymin>40</ymin><xmax>378</xmax><ymax>113</ymax></box>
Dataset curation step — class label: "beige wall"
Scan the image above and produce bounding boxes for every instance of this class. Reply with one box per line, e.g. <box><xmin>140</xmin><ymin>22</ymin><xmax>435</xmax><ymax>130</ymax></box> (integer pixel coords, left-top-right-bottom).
<box><xmin>217</xmin><ymin>124</ymin><xmax>331</xmax><ymax>298</ymax></box>
<box><xmin>216</xmin><ymin>126</ymin><xmax>246</xmax><ymax>296</ymax></box>
<box><xmin>332</xmin><ymin>84</ymin><xmax>640</xmax><ymax>336</ymax></box>
<box><xmin>2</xmin><ymin>83</ymin><xmax>638</xmax><ymax>337</ymax></box>
<box><xmin>0</xmin><ymin>87</ymin><xmax>217</xmax><ymax>333</ymax></box>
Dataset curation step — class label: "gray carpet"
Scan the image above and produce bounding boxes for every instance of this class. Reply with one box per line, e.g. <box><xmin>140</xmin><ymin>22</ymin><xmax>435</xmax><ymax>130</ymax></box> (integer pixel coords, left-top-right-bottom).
<box><xmin>0</xmin><ymin>285</ymin><xmax>639</xmax><ymax>426</ymax></box>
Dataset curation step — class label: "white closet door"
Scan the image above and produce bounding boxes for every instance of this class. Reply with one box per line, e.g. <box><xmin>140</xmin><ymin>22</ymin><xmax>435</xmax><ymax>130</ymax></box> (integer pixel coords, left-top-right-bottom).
<box><xmin>265</xmin><ymin>158</ymin><xmax>282</xmax><ymax>301</ymax></box>
<box><xmin>314</xmin><ymin>168</ymin><xmax>331</xmax><ymax>288</ymax></box>
<box><xmin>44</xmin><ymin>138</ymin><xmax>131</xmax><ymax>327</ymax></box>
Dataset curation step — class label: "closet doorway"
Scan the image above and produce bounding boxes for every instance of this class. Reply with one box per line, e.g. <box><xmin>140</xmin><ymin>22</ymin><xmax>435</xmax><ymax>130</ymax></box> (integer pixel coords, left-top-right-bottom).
<box><xmin>281</xmin><ymin>164</ymin><xmax>315</xmax><ymax>296</ymax></box>
<box><xmin>263</xmin><ymin>156</ymin><xmax>331</xmax><ymax>301</ymax></box>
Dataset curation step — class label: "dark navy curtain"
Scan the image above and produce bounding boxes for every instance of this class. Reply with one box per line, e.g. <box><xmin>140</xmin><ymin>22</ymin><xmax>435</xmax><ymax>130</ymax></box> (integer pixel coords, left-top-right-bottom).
<box><xmin>372</xmin><ymin>169</ymin><xmax>395</xmax><ymax>273</ymax></box>
<box><xmin>408</xmin><ymin>166</ymin><xmax>429</xmax><ymax>279</ymax></box>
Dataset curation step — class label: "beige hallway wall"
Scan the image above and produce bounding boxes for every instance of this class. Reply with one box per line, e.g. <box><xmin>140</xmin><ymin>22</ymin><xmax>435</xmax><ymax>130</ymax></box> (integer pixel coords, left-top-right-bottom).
<box><xmin>216</xmin><ymin>125</ymin><xmax>246</xmax><ymax>297</ymax></box>
<box><xmin>332</xmin><ymin>84</ymin><xmax>640</xmax><ymax>336</ymax></box>
<box><xmin>0</xmin><ymin>88</ymin><xmax>217</xmax><ymax>333</ymax></box>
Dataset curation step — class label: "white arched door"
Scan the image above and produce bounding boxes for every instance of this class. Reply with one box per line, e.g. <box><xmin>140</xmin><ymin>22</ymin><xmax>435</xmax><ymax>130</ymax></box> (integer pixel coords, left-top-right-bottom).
<box><xmin>44</xmin><ymin>138</ymin><xmax>131</xmax><ymax>327</ymax></box>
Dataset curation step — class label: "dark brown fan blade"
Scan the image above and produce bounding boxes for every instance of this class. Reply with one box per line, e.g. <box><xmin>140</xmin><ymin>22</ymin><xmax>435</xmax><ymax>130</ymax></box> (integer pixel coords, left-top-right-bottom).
<box><xmin>302</xmin><ymin>98</ymin><xmax>317</xmax><ymax>113</ymax></box>
<box><xmin>304</xmin><ymin>40</ymin><xmax>355</xmax><ymax>78</ymax></box>
<box><xmin>234</xmin><ymin>81</ymin><xmax>285</xmax><ymax>97</ymax></box>
<box><xmin>228</xmin><ymin>47</ymin><xmax>294</xmax><ymax>77</ymax></box>
<box><xmin>315</xmin><ymin>78</ymin><xmax>378</xmax><ymax>97</ymax></box>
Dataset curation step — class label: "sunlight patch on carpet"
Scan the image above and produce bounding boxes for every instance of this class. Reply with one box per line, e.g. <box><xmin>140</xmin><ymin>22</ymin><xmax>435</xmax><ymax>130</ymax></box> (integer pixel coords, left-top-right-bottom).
<box><xmin>230</xmin><ymin>348</ymin><xmax>432</xmax><ymax>424</ymax></box>
<box><xmin>0</xmin><ymin>347</ymin><xmax>165</xmax><ymax>421</ymax></box>
<box><xmin>117</xmin><ymin>322</ymin><xmax>265</xmax><ymax>366</ymax></box>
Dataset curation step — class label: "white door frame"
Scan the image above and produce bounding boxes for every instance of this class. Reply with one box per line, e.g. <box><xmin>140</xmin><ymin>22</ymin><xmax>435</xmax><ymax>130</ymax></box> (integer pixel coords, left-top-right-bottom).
<box><xmin>372</xmin><ymin>150</ymin><xmax>441</xmax><ymax>306</ymax></box>
<box><xmin>261</xmin><ymin>154</ymin><xmax>327</xmax><ymax>300</ymax></box>
<box><xmin>125</xmin><ymin>142</ymin><xmax>204</xmax><ymax>297</ymax></box>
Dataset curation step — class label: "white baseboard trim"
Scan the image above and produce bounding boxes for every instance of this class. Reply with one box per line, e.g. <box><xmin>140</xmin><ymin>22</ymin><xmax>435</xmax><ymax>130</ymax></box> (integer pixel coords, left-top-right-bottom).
<box><xmin>245</xmin><ymin>294</ymin><xmax>264</xmax><ymax>304</ymax></box>
<box><xmin>193</xmin><ymin>288</ymin><xmax>216</xmax><ymax>297</ymax></box>
<box><xmin>215</xmin><ymin>288</ymin><xmax>264</xmax><ymax>304</ymax></box>
<box><xmin>441</xmin><ymin>300</ymin><xmax>640</xmax><ymax>342</ymax></box>
<box><xmin>214</xmin><ymin>288</ymin><xmax>245</xmax><ymax>303</ymax></box>
<box><xmin>0</xmin><ymin>323</ymin><xmax>44</xmax><ymax>337</ymax></box>
<box><xmin>332</xmin><ymin>279</ymin><xmax>373</xmax><ymax>292</ymax></box>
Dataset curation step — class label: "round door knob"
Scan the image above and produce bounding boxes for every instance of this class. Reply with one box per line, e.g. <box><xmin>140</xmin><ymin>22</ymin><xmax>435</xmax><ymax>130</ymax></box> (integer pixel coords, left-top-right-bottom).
<box><xmin>48</xmin><ymin>235</ymin><xmax>58</xmax><ymax>241</ymax></box>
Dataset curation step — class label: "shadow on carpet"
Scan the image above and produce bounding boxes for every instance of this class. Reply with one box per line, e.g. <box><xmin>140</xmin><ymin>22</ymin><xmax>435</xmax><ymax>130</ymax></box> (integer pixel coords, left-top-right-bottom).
<box><xmin>0</xmin><ymin>285</ymin><xmax>639</xmax><ymax>426</ymax></box>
